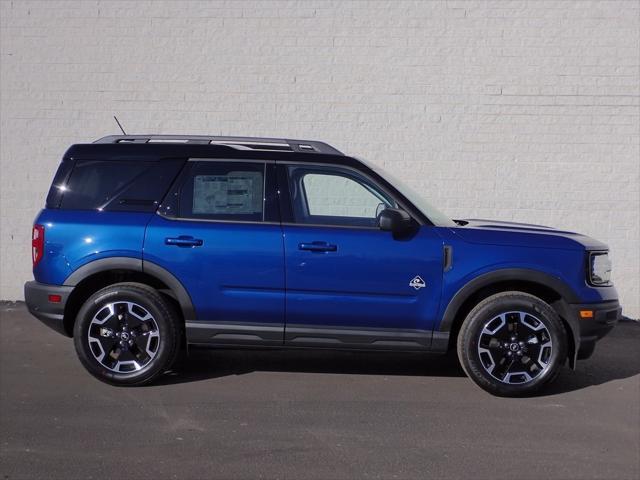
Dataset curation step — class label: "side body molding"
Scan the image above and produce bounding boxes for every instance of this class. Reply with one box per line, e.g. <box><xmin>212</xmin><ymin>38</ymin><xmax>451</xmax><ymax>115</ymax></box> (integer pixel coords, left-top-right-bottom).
<box><xmin>62</xmin><ymin>256</ymin><xmax>196</xmax><ymax>321</ymax></box>
<box><xmin>439</xmin><ymin>268</ymin><xmax>580</xmax><ymax>333</ymax></box>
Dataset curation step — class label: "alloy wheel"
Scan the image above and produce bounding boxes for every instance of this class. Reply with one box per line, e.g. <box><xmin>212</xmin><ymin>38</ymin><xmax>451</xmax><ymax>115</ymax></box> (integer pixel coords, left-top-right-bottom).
<box><xmin>476</xmin><ymin>311</ymin><xmax>553</xmax><ymax>385</ymax></box>
<box><xmin>87</xmin><ymin>301</ymin><xmax>161</xmax><ymax>374</ymax></box>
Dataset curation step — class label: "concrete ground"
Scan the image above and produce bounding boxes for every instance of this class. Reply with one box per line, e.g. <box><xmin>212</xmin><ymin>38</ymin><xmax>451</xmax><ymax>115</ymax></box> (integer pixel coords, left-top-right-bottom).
<box><xmin>1</xmin><ymin>302</ymin><xmax>638</xmax><ymax>480</ymax></box>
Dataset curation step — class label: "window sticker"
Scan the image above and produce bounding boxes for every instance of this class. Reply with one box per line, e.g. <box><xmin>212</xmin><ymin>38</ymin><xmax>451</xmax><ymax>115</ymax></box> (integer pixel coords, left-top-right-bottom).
<box><xmin>192</xmin><ymin>171</ymin><xmax>263</xmax><ymax>215</ymax></box>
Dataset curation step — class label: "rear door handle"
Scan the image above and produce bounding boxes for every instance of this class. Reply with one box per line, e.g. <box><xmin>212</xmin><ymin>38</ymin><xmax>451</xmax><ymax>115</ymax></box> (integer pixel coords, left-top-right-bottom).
<box><xmin>299</xmin><ymin>241</ymin><xmax>337</xmax><ymax>252</ymax></box>
<box><xmin>165</xmin><ymin>236</ymin><xmax>203</xmax><ymax>247</ymax></box>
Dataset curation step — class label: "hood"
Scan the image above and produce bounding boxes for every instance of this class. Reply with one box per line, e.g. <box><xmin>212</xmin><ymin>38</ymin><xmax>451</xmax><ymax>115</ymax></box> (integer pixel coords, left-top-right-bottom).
<box><xmin>451</xmin><ymin>218</ymin><xmax>608</xmax><ymax>251</ymax></box>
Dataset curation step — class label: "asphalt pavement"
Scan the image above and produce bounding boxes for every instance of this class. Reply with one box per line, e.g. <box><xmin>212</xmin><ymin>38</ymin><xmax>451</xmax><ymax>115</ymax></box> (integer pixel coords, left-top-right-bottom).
<box><xmin>1</xmin><ymin>302</ymin><xmax>638</xmax><ymax>479</ymax></box>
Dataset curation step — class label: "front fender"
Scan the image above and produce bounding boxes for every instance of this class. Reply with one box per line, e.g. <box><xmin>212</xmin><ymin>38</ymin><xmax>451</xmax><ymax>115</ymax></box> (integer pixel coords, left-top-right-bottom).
<box><xmin>438</xmin><ymin>268</ymin><xmax>580</xmax><ymax>332</ymax></box>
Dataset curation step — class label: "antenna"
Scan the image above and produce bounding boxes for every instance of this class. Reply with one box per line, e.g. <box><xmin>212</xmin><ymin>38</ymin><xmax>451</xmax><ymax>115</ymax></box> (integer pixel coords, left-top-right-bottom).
<box><xmin>113</xmin><ymin>116</ymin><xmax>127</xmax><ymax>135</ymax></box>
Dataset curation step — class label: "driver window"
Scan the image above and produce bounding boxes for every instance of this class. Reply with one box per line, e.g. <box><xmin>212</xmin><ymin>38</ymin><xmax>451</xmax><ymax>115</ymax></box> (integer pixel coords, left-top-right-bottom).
<box><xmin>288</xmin><ymin>166</ymin><xmax>394</xmax><ymax>227</ymax></box>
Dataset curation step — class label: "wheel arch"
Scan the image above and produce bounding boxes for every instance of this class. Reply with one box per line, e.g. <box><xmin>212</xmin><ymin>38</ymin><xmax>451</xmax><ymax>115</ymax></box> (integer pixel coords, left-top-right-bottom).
<box><xmin>62</xmin><ymin>257</ymin><xmax>195</xmax><ymax>336</ymax></box>
<box><xmin>439</xmin><ymin>269</ymin><xmax>580</xmax><ymax>368</ymax></box>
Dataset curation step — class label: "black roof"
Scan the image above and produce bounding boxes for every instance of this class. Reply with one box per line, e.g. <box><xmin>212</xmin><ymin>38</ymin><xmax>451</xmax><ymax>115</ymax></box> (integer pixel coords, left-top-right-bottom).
<box><xmin>94</xmin><ymin>135</ymin><xmax>343</xmax><ymax>155</ymax></box>
<box><xmin>63</xmin><ymin>135</ymin><xmax>356</xmax><ymax>166</ymax></box>
<box><xmin>60</xmin><ymin>135</ymin><xmax>432</xmax><ymax>225</ymax></box>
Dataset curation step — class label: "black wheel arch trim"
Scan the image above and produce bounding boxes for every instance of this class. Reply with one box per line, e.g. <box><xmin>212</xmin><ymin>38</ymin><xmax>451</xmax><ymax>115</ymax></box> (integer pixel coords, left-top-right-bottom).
<box><xmin>439</xmin><ymin>268</ymin><xmax>580</xmax><ymax>333</ymax></box>
<box><xmin>143</xmin><ymin>260</ymin><xmax>196</xmax><ymax>320</ymax></box>
<box><xmin>62</xmin><ymin>256</ymin><xmax>196</xmax><ymax>320</ymax></box>
<box><xmin>64</xmin><ymin>257</ymin><xmax>142</xmax><ymax>285</ymax></box>
<box><xmin>440</xmin><ymin>268</ymin><xmax>582</xmax><ymax>368</ymax></box>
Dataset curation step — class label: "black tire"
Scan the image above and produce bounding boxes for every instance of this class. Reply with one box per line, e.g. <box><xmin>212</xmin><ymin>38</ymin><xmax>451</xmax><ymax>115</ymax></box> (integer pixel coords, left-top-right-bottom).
<box><xmin>73</xmin><ymin>282</ymin><xmax>181</xmax><ymax>386</ymax></box>
<box><xmin>457</xmin><ymin>291</ymin><xmax>567</xmax><ymax>397</ymax></box>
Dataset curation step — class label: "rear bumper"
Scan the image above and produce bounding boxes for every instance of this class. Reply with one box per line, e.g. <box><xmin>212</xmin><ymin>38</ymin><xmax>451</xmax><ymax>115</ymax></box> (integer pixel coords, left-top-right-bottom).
<box><xmin>24</xmin><ymin>281</ymin><xmax>73</xmax><ymax>337</ymax></box>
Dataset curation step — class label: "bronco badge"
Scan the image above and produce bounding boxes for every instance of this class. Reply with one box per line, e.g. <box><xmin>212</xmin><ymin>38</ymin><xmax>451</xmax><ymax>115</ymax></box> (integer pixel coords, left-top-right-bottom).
<box><xmin>409</xmin><ymin>275</ymin><xmax>426</xmax><ymax>290</ymax></box>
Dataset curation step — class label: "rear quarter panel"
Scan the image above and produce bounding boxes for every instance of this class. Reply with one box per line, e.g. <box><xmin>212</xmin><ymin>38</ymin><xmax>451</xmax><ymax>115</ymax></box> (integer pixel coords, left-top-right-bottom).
<box><xmin>33</xmin><ymin>209</ymin><xmax>152</xmax><ymax>285</ymax></box>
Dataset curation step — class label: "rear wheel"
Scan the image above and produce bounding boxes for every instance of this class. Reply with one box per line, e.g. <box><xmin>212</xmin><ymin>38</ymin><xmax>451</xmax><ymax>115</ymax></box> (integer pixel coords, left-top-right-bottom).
<box><xmin>457</xmin><ymin>292</ymin><xmax>567</xmax><ymax>396</ymax></box>
<box><xmin>73</xmin><ymin>283</ymin><xmax>180</xmax><ymax>386</ymax></box>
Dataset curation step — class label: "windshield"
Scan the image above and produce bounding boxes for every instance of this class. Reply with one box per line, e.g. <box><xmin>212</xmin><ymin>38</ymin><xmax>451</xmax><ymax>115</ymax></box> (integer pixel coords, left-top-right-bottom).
<box><xmin>358</xmin><ymin>158</ymin><xmax>457</xmax><ymax>228</ymax></box>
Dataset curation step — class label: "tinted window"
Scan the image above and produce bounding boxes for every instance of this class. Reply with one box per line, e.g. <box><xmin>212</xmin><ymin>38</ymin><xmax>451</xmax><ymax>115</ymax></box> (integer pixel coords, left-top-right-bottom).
<box><xmin>58</xmin><ymin>159</ymin><xmax>184</xmax><ymax>212</ymax></box>
<box><xmin>46</xmin><ymin>158</ymin><xmax>74</xmax><ymax>208</ymax></box>
<box><xmin>288</xmin><ymin>166</ymin><xmax>394</xmax><ymax>227</ymax></box>
<box><xmin>60</xmin><ymin>160</ymin><xmax>149</xmax><ymax>210</ymax></box>
<box><xmin>178</xmin><ymin>162</ymin><xmax>265</xmax><ymax>221</ymax></box>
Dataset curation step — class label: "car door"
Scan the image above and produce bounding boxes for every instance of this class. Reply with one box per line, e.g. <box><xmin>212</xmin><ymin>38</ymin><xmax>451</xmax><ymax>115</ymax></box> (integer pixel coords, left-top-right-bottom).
<box><xmin>144</xmin><ymin>159</ymin><xmax>285</xmax><ymax>346</ymax></box>
<box><xmin>279</xmin><ymin>162</ymin><xmax>445</xmax><ymax>350</ymax></box>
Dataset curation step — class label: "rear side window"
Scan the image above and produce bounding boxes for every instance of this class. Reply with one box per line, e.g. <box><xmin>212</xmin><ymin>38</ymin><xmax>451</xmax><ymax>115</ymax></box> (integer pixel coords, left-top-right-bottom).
<box><xmin>178</xmin><ymin>161</ymin><xmax>265</xmax><ymax>222</ymax></box>
<box><xmin>46</xmin><ymin>158</ymin><xmax>75</xmax><ymax>208</ymax></box>
<box><xmin>56</xmin><ymin>159</ymin><xmax>184</xmax><ymax>212</ymax></box>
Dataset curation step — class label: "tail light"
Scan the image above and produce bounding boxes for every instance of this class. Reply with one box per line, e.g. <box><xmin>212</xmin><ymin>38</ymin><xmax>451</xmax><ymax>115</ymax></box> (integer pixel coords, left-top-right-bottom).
<box><xmin>32</xmin><ymin>224</ymin><xmax>44</xmax><ymax>267</ymax></box>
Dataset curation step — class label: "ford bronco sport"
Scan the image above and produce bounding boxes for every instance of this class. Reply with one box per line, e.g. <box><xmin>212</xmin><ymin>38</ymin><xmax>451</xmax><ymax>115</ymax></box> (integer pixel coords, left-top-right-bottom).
<box><xmin>24</xmin><ymin>135</ymin><xmax>622</xmax><ymax>396</ymax></box>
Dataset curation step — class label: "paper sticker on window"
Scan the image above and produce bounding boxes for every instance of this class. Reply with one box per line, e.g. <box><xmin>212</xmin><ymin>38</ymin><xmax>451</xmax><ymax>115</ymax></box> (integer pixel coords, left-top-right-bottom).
<box><xmin>192</xmin><ymin>172</ymin><xmax>263</xmax><ymax>215</ymax></box>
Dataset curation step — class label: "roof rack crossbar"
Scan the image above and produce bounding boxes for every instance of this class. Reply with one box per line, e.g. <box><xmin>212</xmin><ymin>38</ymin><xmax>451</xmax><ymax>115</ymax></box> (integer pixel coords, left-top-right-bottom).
<box><xmin>94</xmin><ymin>135</ymin><xmax>343</xmax><ymax>155</ymax></box>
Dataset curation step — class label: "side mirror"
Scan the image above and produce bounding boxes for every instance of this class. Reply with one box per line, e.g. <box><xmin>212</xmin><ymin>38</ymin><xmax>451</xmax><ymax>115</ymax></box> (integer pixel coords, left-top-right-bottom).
<box><xmin>378</xmin><ymin>208</ymin><xmax>412</xmax><ymax>234</ymax></box>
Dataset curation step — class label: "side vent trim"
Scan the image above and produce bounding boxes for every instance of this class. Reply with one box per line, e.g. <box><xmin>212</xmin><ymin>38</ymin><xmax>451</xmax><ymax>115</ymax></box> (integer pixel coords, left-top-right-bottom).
<box><xmin>443</xmin><ymin>245</ymin><xmax>453</xmax><ymax>272</ymax></box>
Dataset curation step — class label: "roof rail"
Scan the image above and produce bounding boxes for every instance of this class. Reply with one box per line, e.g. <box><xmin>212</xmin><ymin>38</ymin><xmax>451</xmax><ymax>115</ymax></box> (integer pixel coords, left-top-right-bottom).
<box><xmin>93</xmin><ymin>135</ymin><xmax>343</xmax><ymax>155</ymax></box>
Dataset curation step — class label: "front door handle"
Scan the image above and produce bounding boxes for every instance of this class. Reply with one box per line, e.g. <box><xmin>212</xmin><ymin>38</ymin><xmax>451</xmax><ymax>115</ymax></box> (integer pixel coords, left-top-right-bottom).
<box><xmin>299</xmin><ymin>241</ymin><xmax>337</xmax><ymax>252</ymax></box>
<box><xmin>165</xmin><ymin>236</ymin><xmax>203</xmax><ymax>248</ymax></box>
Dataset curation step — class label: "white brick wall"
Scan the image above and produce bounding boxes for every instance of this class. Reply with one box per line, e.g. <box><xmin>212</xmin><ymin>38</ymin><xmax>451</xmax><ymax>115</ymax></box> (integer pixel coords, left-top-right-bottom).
<box><xmin>1</xmin><ymin>0</ymin><xmax>638</xmax><ymax>317</ymax></box>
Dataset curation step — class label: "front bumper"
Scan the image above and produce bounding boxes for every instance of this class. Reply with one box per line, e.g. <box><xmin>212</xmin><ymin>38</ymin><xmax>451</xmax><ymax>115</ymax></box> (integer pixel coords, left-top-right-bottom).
<box><xmin>568</xmin><ymin>299</ymin><xmax>621</xmax><ymax>359</ymax></box>
<box><xmin>24</xmin><ymin>281</ymin><xmax>74</xmax><ymax>337</ymax></box>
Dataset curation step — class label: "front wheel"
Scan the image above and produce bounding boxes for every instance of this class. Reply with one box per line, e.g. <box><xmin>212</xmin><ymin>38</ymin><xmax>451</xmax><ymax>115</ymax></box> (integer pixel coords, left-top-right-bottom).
<box><xmin>73</xmin><ymin>282</ymin><xmax>180</xmax><ymax>386</ymax></box>
<box><xmin>457</xmin><ymin>292</ymin><xmax>567</xmax><ymax>396</ymax></box>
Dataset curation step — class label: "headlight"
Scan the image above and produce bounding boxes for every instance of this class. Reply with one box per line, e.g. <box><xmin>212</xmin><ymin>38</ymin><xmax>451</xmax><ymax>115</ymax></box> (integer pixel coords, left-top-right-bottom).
<box><xmin>589</xmin><ymin>252</ymin><xmax>612</xmax><ymax>285</ymax></box>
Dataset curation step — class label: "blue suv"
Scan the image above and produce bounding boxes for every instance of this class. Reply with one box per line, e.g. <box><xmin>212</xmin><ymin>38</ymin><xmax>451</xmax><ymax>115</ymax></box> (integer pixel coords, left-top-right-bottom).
<box><xmin>24</xmin><ymin>135</ymin><xmax>622</xmax><ymax>396</ymax></box>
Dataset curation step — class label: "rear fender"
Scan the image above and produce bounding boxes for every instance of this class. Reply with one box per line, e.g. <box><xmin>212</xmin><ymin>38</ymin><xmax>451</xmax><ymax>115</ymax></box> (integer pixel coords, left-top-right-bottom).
<box><xmin>63</xmin><ymin>256</ymin><xmax>196</xmax><ymax>321</ymax></box>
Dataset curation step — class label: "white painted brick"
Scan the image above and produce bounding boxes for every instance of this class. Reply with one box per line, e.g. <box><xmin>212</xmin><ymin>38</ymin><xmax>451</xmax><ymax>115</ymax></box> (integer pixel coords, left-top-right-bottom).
<box><xmin>0</xmin><ymin>0</ymin><xmax>638</xmax><ymax>318</ymax></box>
